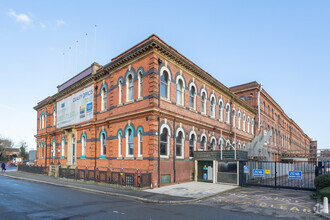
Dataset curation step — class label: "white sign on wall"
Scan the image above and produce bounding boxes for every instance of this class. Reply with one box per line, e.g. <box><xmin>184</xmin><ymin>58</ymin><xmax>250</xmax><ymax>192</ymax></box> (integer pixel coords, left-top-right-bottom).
<box><xmin>56</xmin><ymin>85</ymin><xmax>94</xmax><ymax>128</ymax></box>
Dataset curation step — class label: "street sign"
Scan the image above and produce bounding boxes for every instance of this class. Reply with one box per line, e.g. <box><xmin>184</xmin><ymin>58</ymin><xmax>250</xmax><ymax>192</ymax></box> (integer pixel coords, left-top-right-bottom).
<box><xmin>253</xmin><ymin>169</ymin><xmax>264</xmax><ymax>177</ymax></box>
<box><xmin>288</xmin><ymin>171</ymin><xmax>302</xmax><ymax>179</ymax></box>
<box><xmin>265</xmin><ymin>170</ymin><xmax>270</xmax><ymax>174</ymax></box>
<box><xmin>244</xmin><ymin>165</ymin><xmax>249</xmax><ymax>173</ymax></box>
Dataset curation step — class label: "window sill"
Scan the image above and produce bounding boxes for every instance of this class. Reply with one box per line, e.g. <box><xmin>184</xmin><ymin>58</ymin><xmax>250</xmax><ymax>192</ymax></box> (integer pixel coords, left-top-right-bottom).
<box><xmin>124</xmin><ymin>157</ymin><xmax>134</xmax><ymax>160</ymax></box>
<box><xmin>99</xmin><ymin>155</ymin><xmax>106</xmax><ymax>159</ymax></box>
<box><xmin>176</xmin><ymin>156</ymin><xmax>184</xmax><ymax>159</ymax></box>
<box><xmin>136</xmin><ymin>157</ymin><xmax>143</xmax><ymax>160</ymax></box>
<box><xmin>136</xmin><ymin>97</ymin><xmax>143</xmax><ymax>101</ymax></box>
<box><xmin>125</xmin><ymin>100</ymin><xmax>134</xmax><ymax>105</ymax></box>
<box><xmin>100</xmin><ymin>109</ymin><xmax>107</xmax><ymax>113</ymax></box>
<box><xmin>52</xmin><ymin>156</ymin><xmax>56</xmax><ymax>159</ymax></box>
<box><xmin>189</xmin><ymin>107</ymin><xmax>197</xmax><ymax>112</ymax></box>
<box><xmin>160</xmin><ymin>97</ymin><xmax>171</xmax><ymax>103</ymax></box>
<box><xmin>60</xmin><ymin>156</ymin><xmax>65</xmax><ymax>159</ymax></box>
<box><xmin>201</xmin><ymin>112</ymin><xmax>206</xmax><ymax>116</ymax></box>
<box><xmin>176</xmin><ymin>103</ymin><xmax>185</xmax><ymax>108</ymax></box>
<box><xmin>160</xmin><ymin>155</ymin><xmax>169</xmax><ymax>159</ymax></box>
<box><xmin>80</xmin><ymin>156</ymin><xmax>86</xmax><ymax>159</ymax></box>
<box><xmin>117</xmin><ymin>156</ymin><xmax>123</xmax><ymax>159</ymax></box>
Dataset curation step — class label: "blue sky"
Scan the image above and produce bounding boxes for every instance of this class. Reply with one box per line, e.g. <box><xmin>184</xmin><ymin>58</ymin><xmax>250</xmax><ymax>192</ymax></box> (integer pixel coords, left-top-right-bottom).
<box><xmin>0</xmin><ymin>0</ymin><xmax>329</xmax><ymax>150</ymax></box>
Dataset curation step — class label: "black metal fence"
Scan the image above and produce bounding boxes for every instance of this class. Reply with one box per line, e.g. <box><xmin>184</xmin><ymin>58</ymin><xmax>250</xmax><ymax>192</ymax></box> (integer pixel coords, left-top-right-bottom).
<box><xmin>241</xmin><ymin>161</ymin><xmax>318</xmax><ymax>191</ymax></box>
<box><xmin>58</xmin><ymin>167</ymin><xmax>151</xmax><ymax>188</ymax></box>
<box><xmin>18</xmin><ymin>164</ymin><xmax>48</xmax><ymax>175</ymax></box>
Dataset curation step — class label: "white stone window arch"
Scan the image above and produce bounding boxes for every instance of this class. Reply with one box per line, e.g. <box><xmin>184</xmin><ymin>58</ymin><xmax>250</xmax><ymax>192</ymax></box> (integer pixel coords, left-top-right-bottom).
<box><xmin>176</xmin><ymin>76</ymin><xmax>184</xmax><ymax>105</ymax></box>
<box><xmin>126</xmin><ymin>73</ymin><xmax>134</xmax><ymax>102</ymax></box>
<box><xmin>200</xmin><ymin>88</ymin><xmax>207</xmax><ymax>115</ymax></box>
<box><xmin>210</xmin><ymin>136</ymin><xmax>217</xmax><ymax>150</ymax></box>
<box><xmin>160</xmin><ymin>123</ymin><xmax>171</xmax><ymax>157</ymax></box>
<box><xmin>237</xmin><ymin>111</ymin><xmax>241</xmax><ymax>129</ymax></box>
<box><xmin>176</xmin><ymin>128</ymin><xmax>185</xmax><ymax>158</ymax></box>
<box><xmin>232</xmin><ymin>107</ymin><xmax>236</xmax><ymax>127</ymax></box>
<box><xmin>243</xmin><ymin>113</ymin><xmax>246</xmax><ymax>132</ymax></box>
<box><xmin>138</xmin><ymin>71</ymin><xmax>143</xmax><ymax>99</ymax></box>
<box><xmin>189</xmin><ymin>130</ymin><xmax>197</xmax><ymax>157</ymax></box>
<box><xmin>219</xmin><ymin>99</ymin><xmax>224</xmax><ymax>121</ymax></box>
<box><xmin>218</xmin><ymin>138</ymin><xmax>224</xmax><ymax>150</ymax></box>
<box><xmin>238</xmin><ymin>142</ymin><xmax>241</xmax><ymax>150</ymax></box>
<box><xmin>247</xmin><ymin>116</ymin><xmax>250</xmax><ymax>133</ymax></box>
<box><xmin>200</xmin><ymin>133</ymin><xmax>207</xmax><ymax>151</ymax></box>
<box><xmin>189</xmin><ymin>83</ymin><xmax>197</xmax><ymax>110</ymax></box>
<box><xmin>138</xmin><ymin>130</ymin><xmax>143</xmax><ymax>157</ymax></box>
<box><xmin>243</xmin><ymin>144</ymin><xmax>246</xmax><ymax>149</ymax></box>
<box><xmin>81</xmin><ymin>135</ymin><xmax>86</xmax><ymax>156</ymax></box>
<box><xmin>160</xmin><ymin>66</ymin><xmax>171</xmax><ymax>100</ymax></box>
<box><xmin>126</xmin><ymin>128</ymin><xmax>134</xmax><ymax>157</ymax></box>
<box><xmin>101</xmin><ymin>86</ymin><xmax>107</xmax><ymax>111</ymax></box>
<box><xmin>226</xmin><ymin>103</ymin><xmax>231</xmax><ymax>124</ymax></box>
<box><xmin>210</xmin><ymin>94</ymin><xmax>216</xmax><ymax>118</ymax></box>
<box><xmin>118</xmin><ymin>79</ymin><xmax>123</xmax><ymax>104</ymax></box>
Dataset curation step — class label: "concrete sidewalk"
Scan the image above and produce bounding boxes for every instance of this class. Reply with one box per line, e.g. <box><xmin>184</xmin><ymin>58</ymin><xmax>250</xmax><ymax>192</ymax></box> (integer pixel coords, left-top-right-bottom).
<box><xmin>0</xmin><ymin>171</ymin><xmax>234</xmax><ymax>204</ymax></box>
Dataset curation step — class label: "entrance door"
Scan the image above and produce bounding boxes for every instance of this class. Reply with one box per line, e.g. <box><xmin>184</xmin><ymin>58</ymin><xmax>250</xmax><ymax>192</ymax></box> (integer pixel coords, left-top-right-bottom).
<box><xmin>197</xmin><ymin>161</ymin><xmax>213</xmax><ymax>182</ymax></box>
<box><xmin>72</xmin><ymin>135</ymin><xmax>75</xmax><ymax>164</ymax></box>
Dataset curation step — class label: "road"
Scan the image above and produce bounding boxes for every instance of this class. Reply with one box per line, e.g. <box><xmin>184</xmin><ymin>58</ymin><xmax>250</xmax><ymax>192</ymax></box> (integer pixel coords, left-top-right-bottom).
<box><xmin>0</xmin><ymin>176</ymin><xmax>289</xmax><ymax>220</ymax></box>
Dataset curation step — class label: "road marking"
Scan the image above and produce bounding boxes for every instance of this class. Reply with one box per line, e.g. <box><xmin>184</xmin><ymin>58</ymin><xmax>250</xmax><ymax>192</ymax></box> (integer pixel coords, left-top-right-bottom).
<box><xmin>290</xmin><ymin>207</ymin><xmax>300</xmax><ymax>212</ymax></box>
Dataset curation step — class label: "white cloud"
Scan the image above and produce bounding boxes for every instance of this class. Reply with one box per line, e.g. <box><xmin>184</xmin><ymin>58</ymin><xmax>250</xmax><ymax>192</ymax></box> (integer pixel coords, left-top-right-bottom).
<box><xmin>56</xmin><ymin>19</ymin><xmax>65</xmax><ymax>26</ymax></box>
<box><xmin>39</xmin><ymin>22</ymin><xmax>46</xmax><ymax>28</ymax></box>
<box><xmin>7</xmin><ymin>9</ymin><xmax>32</xmax><ymax>24</ymax></box>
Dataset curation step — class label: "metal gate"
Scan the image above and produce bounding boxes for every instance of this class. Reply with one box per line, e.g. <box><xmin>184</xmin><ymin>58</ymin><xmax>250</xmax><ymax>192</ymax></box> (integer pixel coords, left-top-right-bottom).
<box><xmin>241</xmin><ymin>161</ymin><xmax>318</xmax><ymax>191</ymax></box>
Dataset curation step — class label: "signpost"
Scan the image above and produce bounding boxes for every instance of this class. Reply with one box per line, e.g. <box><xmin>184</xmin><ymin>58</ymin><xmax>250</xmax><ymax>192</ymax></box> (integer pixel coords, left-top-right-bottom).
<box><xmin>244</xmin><ymin>165</ymin><xmax>249</xmax><ymax>173</ymax></box>
<box><xmin>253</xmin><ymin>169</ymin><xmax>264</xmax><ymax>177</ymax></box>
<box><xmin>288</xmin><ymin>171</ymin><xmax>302</xmax><ymax>179</ymax></box>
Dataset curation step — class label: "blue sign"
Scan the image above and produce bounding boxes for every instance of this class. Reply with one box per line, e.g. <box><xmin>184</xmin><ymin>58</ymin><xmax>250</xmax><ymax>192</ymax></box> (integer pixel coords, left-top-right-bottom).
<box><xmin>288</xmin><ymin>171</ymin><xmax>302</xmax><ymax>179</ymax></box>
<box><xmin>203</xmin><ymin>173</ymin><xmax>207</xmax><ymax>180</ymax></box>
<box><xmin>253</xmin><ymin>169</ymin><xmax>264</xmax><ymax>177</ymax></box>
<box><xmin>244</xmin><ymin>165</ymin><xmax>249</xmax><ymax>173</ymax></box>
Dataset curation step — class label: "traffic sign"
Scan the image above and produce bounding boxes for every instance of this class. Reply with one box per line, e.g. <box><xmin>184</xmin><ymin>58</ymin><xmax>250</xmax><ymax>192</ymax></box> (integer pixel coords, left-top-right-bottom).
<box><xmin>253</xmin><ymin>169</ymin><xmax>264</xmax><ymax>177</ymax></box>
<box><xmin>288</xmin><ymin>171</ymin><xmax>302</xmax><ymax>179</ymax></box>
<box><xmin>265</xmin><ymin>170</ymin><xmax>270</xmax><ymax>174</ymax></box>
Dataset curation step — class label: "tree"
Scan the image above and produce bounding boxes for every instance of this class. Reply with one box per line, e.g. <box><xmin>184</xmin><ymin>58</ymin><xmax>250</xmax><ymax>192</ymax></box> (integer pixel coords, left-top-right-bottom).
<box><xmin>19</xmin><ymin>142</ymin><xmax>28</xmax><ymax>160</ymax></box>
<box><xmin>0</xmin><ymin>136</ymin><xmax>14</xmax><ymax>162</ymax></box>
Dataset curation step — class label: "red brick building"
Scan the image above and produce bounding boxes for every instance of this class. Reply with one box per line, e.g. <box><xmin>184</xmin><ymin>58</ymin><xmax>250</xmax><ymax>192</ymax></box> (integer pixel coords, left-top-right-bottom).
<box><xmin>230</xmin><ymin>82</ymin><xmax>311</xmax><ymax>162</ymax></box>
<box><xmin>34</xmin><ymin>35</ymin><xmax>256</xmax><ymax>186</ymax></box>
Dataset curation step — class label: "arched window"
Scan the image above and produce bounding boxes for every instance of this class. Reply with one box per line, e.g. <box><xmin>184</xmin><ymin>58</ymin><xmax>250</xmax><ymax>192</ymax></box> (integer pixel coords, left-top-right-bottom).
<box><xmin>61</xmin><ymin>138</ymin><xmax>65</xmax><ymax>157</ymax></box>
<box><xmin>42</xmin><ymin>114</ymin><xmax>45</xmax><ymax>129</ymax></box>
<box><xmin>226</xmin><ymin>140</ymin><xmax>232</xmax><ymax>150</ymax></box>
<box><xmin>138</xmin><ymin>130</ymin><xmax>143</xmax><ymax>157</ymax></box>
<box><xmin>126</xmin><ymin>128</ymin><xmax>134</xmax><ymax>156</ymax></box>
<box><xmin>53</xmin><ymin>109</ymin><xmax>56</xmax><ymax>126</ymax></box>
<box><xmin>247</xmin><ymin>117</ymin><xmax>250</xmax><ymax>133</ymax></box>
<box><xmin>160</xmin><ymin>71</ymin><xmax>169</xmax><ymax>99</ymax></box>
<box><xmin>118</xmin><ymin>133</ymin><xmax>122</xmax><ymax>157</ymax></box>
<box><xmin>238</xmin><ymin>112</ymin><xmax>241</xmax><ymax>129</ymax></box>
<box><xmin>119</xmin><ymin>80</ymin><xmax>123</xmax><ymax>104</ymax></box>
<box><xmin>201</xmin><ymin>91</ymin><xmax>206</xmax><ymax>114</ymax></box>
<box><xmin>81</xmin><ymin>135</ymin><xmax>86</xmax><ymax>156</ymax></box>
<box><xmin>238</xmin><ymin>143</ymin><xmax>241</xmax><ymax>150</ymax></box>
<box><xmin>219</xmin><ymin>100</ymin><xmax>223</xmax><ymax>121</ymax></box>
<box><xmin>101</xmin><ymin>86</ymin><xmax>107</xmax><ymax>111</ymax></box>
<box><xmin>39</xmin><ymin>115</ymin><xmax>42</xmax><ymax>129</ymax></box>
<box><xmin>127</xmin><ymin>74</ymin><xmax>134</xmax><ymax>102</ymax></box>
<box><xmin>210</xmin><ymin>96</ymin><xmax>215</xmax><ymax>118</ymax></box>
<box><xmin>138</xmin><ymin>72</ymin><xmax>143</xmax><ymax>98</ymax></box>
<box><xmin>189</xmin><ymin>133</ymin><xmax>196</xmax><ymax>157</ymax></box>
<box><xmin>243</xmin><ymin>114</ymin><xmax>246</xmax><ymax>132</ymax></box>
<box><xmin>218</xmin><ymin>138</ymin><xmax>224</xmax><ymax>150</ymax></box>
<box><xmin>201</xmin><ymin>135</ymin><xmax>206</xmax><ymax>151</ymax></box>
<box><xmin>232</xmin><ymin>109</ymin><xmax>236</xmax><ymax>127</ymax></box>
<box><xmin>160</xmin><ymin>127</ymin><xmax>169</xmax><ymax>156</ymax></box>
<box><xmin>101</xmin><ymin>133</ymin><xmax>106</xmax><ymax>156</ymax></box>
<box><xmin>176</xmin><ymin>131</ymin><xmax>184</xmax><ymax>158</ymax></box>
<box><xmin>210</xmin><ymin>138</ymin><xmax>216</xmax><ymax>150</ymax></box>
<box><xmin>226</xmin><ymin>104</ymin><xmax>230</xmax><ymax>124</ymax></box>
<box><xmin>176</xmin><ymin>78</ymin><xmax>184</xmax><ymax>105</ymax></box>
<box><xmin>189</xmin><ymin>85</ymin><xmax>196</xmax><ymax>110</ymax></box>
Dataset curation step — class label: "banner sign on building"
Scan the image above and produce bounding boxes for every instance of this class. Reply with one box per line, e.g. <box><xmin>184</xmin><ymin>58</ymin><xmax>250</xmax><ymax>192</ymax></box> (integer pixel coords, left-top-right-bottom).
<box><xmin>57</xmin><ymin>85</ymin><xmax>94</xmax><ymax>128</ymax></box>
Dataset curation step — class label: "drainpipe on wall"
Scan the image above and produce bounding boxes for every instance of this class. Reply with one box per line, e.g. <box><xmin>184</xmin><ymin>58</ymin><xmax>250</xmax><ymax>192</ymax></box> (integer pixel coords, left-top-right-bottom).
<box><xmin>173</xmin><ymin>118</ymin><xmax>176</xmax><ymax>183</ymax></box>
<box><xmin>94</xmin><ymin>85</ymin><xmax>98</xmax><ymax>173</ymax></box>
<box><xmin>157</xmin><ymin>58</ymin><xmax>162</xmax><ymax>188</ymax></box>
<box><xmin>45</xmin><ymin>106</ymin><xmax>48</xmax><ymax>169</ymax></box>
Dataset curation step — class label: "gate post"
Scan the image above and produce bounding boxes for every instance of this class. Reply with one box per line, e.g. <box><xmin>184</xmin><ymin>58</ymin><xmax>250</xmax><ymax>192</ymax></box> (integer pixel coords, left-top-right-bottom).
<box><xmin>275</xmin><ymin>161</ymin><xmax>277</xmax><ymax>189</ymax></box>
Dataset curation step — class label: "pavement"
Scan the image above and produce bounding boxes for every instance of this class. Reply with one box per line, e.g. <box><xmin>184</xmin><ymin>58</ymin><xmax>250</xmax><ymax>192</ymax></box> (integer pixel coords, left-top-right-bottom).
<box><xmin>145</xmin><ymin>181</ymin><xmax>238</xmax><ymax>199</ymax></box>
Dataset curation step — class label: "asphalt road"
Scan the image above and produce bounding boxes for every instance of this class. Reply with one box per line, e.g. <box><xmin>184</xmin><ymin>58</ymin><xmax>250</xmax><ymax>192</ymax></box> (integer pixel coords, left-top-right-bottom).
<box><xmin>0</xmin><ymin>176</ymin><xmax>282</xmax><ymax>220</ymax></box>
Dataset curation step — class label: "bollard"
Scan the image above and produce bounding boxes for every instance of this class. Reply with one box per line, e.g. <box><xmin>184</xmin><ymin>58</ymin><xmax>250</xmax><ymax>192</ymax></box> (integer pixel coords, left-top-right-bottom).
<box><xmin>324</xmin><ymin>197</ymin><xmax>329</xmax><ymax>214</ymax></box>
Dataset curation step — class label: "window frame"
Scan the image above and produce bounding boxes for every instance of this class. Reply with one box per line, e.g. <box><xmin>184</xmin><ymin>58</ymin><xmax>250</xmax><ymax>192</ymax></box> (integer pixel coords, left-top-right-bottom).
<box><xmin>210</xmin><ymin>95</ymin><xmax>216</xmax><ymax>118</ymax></box>
<box><xmin>160</xmin><ymin>124</ymin><xmax>171</xmax><ymax>157</ymax></box>
<box><xmin>126</xmin><ymin>128</ymin><xmax>134</xmax><ymax>157</ymax></box>
<box><xmin>100</xmin><ymin>133</ymin><xmax>106</xmax><ymax>156</ymax></box>
<box><xmin>160</xmin><ymin>67</ymin><xmax>171</xmax><ymax>100</ymax></box>
<box><xmin>201</xmin><ymin>90</ymin><xmax>207</xmax><ymax>115</ymax></box>
<box><xmin>189</xmin><ymin>84</ymin><xmax>197</xmax><ymax>110</ymax></box>
<box><xmin>176</xmin><ymin>130</ymin><xmax>184</xmax><ymax>159</ymax></box>
<box><xmin>101</xmin><ymin>86</ymin><xmax>107</xmax><ymax>111</ymax></box>
<box><xmin>138</xmin><ymin>71</ymin><xmax>143</xmax><ymax>99</ymax></box>
<box><xmin>126</xmin><ymin>74</ymin><xmax>134</xmax><ymax>102</ymax></box>
<box><xmin>176</xmin><ymin>78</ymin><xmax>184</xmax><ymax>105</ymax></box>
<box><xmin>138</xmin><ymin>130</ymin><xmax>143</xmax><ymax>157</ymax></box>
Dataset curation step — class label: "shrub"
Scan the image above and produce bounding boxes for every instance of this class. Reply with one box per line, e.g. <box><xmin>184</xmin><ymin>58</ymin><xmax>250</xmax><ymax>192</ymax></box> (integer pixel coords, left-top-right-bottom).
<box><xmin>314</xmin><ymin>174</ymin><xmax>330</xmax><ymax>191</ymax></box>
<box><xmin>320</xmin><ymin>187</ymin><xmax>330</xmax><ymax>200</ymax></box>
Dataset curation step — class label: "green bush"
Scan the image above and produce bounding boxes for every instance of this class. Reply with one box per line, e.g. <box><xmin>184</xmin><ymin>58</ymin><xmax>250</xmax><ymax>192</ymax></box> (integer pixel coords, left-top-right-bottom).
<box><xmin>320</xmin><ymin>187</ymin><xmax>330</xmax><ymax>199</ymax></box>
<box><xmin>314</xmin><ymin>174</ymin><xmax>330</xmax><ymax>191</ymax></box>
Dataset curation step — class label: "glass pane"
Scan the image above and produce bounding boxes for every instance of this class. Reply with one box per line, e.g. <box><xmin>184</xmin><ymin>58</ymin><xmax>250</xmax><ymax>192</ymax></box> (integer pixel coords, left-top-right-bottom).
<box><xmin>160</xmin><ymin>143</ymin><xmax>167</xmax><ymax>155</ymax></box>
<box><xmin>160</xmin><ymin>83</ymin><xmax>167</xmax><ymax>98</ymax></box>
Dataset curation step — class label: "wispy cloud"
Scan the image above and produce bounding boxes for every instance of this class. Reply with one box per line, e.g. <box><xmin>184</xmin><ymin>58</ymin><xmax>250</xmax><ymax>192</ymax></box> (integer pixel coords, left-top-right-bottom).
<box><xmin>0</xmin><ymin>104</ymin><xmax>18</xmax><ymax>113</ymax></box>
<box><xmin>56</xmin><ymin>19</ymin><xmax>65</xmax><ymax>26</ymax></box>
<box><xmin>39</xmin><ymin>22</ymin><xmax>46</xmax><ymax>28</ymax></box>
<box><xmin>7</xmin><ymin>9</ymin><xmax>32</xmax><ymax>25</ymax></box>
